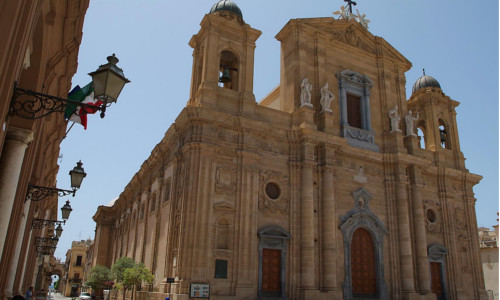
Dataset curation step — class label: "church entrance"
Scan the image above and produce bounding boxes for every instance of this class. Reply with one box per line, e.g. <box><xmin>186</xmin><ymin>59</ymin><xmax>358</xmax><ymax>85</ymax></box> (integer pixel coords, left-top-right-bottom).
<box><xmin>430</xmin><ymin>262</ymin><xmax>445</xmax><ymax>299</ymax></box>
<box><xmin>351</xmin><ymin>228</ymin><xmax>377</xmax><ymax>297</ymax></box>
<box><xmin>262</xmin><ymin>248</ymin><xmax>281</xmax><ymax>297</ymax></box>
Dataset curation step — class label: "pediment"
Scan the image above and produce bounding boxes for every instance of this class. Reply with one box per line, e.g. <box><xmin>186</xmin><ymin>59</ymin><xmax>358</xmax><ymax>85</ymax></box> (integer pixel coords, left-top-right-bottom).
<box><xmin>279</xmin><ymin>17</ymin><xmax>411</xmax><ymax>68</ymax></box>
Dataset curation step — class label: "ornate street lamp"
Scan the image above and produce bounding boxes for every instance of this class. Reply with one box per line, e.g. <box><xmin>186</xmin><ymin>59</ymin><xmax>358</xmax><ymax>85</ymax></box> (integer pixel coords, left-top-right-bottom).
<box><xmin>55</xmin><ymin>224</ymin><xmax>63</xmax><ymax>238</ymax></box>
<box><xmin>31</xmin><ymin>200</ymin><xmax>72</xmax><ymax>236</ymax></box>
<box><xmin>26</xmin><ymin>161</ymin><xmax>87</xmax><ymax>202</ymax></box>
<box><xmin>89</xmin><ymin>54</ymin><xmax>130</xmax><ymax>118</ymax></box>
<box><xmin>10</xmin><ymin>54</ymin><xmax>129</xmax><ymax>119</ymax></box>
<box><xmin>61</xmin><ymin>200</ymin><xmax>73</xmax><ymax>220</ymax></box>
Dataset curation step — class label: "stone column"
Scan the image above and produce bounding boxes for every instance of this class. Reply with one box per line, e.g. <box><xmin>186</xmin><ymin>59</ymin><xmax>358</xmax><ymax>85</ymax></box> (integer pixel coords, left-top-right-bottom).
<box><xmin>300</xmin><ymin>162</ymin><xmax>315</xmax><ymax>289</ymax></box>
<box><xmin>409</xmin><ymin>167</ymin><xmax>431</xmax><ymax>293</ymax></box>
<box><xmin>0</xmin><ymin>127</ymin><xmax>33</xmax><ymax>259</ymax></box>
<box><xmin>321</xmin><ymin>165</ymin><xmax>337</xmax><ymax>289</ymax></box>
<box><xmin>5</xmin><ymin>200</ymin><xmax>31</xmax><ymax>297</ymax></box>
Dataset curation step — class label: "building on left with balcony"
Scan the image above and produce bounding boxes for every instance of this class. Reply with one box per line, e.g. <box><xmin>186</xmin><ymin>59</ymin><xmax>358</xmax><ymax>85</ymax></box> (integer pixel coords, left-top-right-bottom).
<box><xmin>0</xmin><ymin>1</ymin><xmax>89</xmax><ymax>299</ymax></box>
<box><xmin>62</xmin><ymin>240</ymin><xmax>93</xmax><ymax>297</ymax></box>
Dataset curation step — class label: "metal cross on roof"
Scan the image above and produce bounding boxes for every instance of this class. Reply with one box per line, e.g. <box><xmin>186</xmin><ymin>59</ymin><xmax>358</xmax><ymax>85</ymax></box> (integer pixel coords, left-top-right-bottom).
<box><xmin>344</xmin><ymin>0</ymin><xmax>357</xmax><ymax>14</ymax></box>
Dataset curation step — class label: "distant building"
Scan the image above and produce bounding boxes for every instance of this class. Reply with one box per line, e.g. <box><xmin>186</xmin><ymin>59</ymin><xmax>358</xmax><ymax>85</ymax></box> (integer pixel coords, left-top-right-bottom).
<box><xmin>64</xmin><ymin>240</ymin><xmax>92</xmax><ymax>297</ymax></box>
<box><xmin>92</xmin><ymin>1</ymin><xmax>488</xmax><ymax>299</ymax></box>
<box><xmin>479</xmin><ymin>225</ymin><xmax>499</xmax><ymax>299</ymax></box>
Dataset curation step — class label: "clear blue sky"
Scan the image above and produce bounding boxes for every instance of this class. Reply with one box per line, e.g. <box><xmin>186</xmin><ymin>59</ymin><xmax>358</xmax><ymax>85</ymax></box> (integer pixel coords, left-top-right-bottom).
<box><xmin>54</xmin><ymin>0</ymin><xmax>499</xmax><ymax>260</ymax></box>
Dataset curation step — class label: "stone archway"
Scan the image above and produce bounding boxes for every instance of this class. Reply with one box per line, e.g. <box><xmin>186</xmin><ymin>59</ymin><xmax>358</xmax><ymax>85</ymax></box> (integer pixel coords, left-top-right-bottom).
<box><xmin>340</xmin><ymin>188</ymin><xmax>388</xmax><ymax>299</ymax></box>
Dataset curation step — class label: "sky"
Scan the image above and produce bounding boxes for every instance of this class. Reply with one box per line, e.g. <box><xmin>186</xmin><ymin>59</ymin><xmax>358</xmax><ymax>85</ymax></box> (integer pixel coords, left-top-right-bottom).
<box><xmin>53</xmin><ymin>0</ymin><xmax>499</xmax><ymax>260</ymax></box>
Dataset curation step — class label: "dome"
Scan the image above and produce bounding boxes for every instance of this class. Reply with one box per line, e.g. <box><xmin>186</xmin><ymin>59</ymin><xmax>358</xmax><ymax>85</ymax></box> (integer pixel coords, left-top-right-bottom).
<box><xmin>412</xmin><ymin>74</ymin><xmax>441</xmax><ymax>94</ymax></box>
<box><xmin>209</xmin><ymin>0</ymin><xmax>243</xmax><ymax>19</ymax></box>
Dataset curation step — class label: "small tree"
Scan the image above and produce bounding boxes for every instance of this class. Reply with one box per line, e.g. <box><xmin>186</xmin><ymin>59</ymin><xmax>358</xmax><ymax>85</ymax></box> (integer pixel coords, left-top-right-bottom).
<box><xmin>111</xmin><ymin>257</ymin><xmax>135</xmax><ymax>300</ymax></box>
<box><xmin>122</xmin><ymin>263</ymin><xmax>154</xmax><ymax>300</ymax></box>
<box><xmin>111</xmin><ymin>257</ymin><xmax>135</xmax><ymax>284</ymax></box>
<box><xmin>86</xmin><ymin>265</ymin><xmax>113</xmax><ymax>298</ymax></box>
<box><xmin>111</xmin><ymin>257</ymin><xmax>153</xmax><ymax>300</ymax></box>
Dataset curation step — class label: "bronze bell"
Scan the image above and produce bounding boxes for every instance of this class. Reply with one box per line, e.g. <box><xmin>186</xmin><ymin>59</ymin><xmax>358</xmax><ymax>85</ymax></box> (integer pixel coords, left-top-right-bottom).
<box><xmin>219</xmin><ymin>68</ymin><xmax>231</xmax><ymax>83</ymax></box>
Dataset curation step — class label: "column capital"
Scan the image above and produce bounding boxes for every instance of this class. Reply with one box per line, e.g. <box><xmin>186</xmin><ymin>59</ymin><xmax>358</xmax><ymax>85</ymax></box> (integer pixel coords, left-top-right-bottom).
<box><xmin>6</xmin><ymin>127</ymin><xmax>34</xmax><ymax>145</ymax></box>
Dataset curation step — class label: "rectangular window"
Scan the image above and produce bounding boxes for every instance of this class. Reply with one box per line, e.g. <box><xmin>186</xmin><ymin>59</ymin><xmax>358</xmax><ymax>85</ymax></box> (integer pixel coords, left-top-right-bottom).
<box><xmin>214</xmin><ymin>259</ymin><xmax>228</xmax><ymax>279</ymax></box>
<box><xmin>74</xmin><ymin>273</ymin><xmax>80</xmax><ymax>280</ymax></box>
<box><xmin>76</xmin><ymin>255</ymin><xmax>82</xmax><ymax>266</ymax></box>
<box><xmin>347</xmin><ymin>93</ymin><xmax>362</xmax><ymax>128</ymax></box>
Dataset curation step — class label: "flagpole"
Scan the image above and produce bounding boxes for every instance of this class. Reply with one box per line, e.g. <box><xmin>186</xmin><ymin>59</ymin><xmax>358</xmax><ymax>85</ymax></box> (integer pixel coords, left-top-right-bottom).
<box><xmin>62</xmin><ymin>122</ymin><xmax>75</xmax><ymax>141</ymax></box>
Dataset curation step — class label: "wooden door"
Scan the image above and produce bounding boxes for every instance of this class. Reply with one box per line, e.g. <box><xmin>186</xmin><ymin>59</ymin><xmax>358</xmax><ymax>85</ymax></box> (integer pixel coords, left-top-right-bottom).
<box><xmin>430</xmin><ymin>262</ymin><xmax>445</xmax><ymax>299</ymax></box>
<box><xmin>262</xmin><ymin>248</ymin><xmax>281</xmax><ymax>296</ymax></box>
<box><xmin>351</xmin><ymin>228</ymin><xmax>377</xmax><ymax>297</ymax></box>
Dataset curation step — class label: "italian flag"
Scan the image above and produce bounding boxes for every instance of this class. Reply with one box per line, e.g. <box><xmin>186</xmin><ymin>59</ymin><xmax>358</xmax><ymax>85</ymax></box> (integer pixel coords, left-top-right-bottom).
<box><xmin>64</xmin><ymin>82</ymin><xmax>102</xmax><ymax>129</ymax></box>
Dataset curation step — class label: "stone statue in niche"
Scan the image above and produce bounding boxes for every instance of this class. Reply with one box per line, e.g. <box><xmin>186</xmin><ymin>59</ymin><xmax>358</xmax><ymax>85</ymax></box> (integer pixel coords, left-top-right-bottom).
<box><xmin>300</xmin><ymin>78</ymin><xmax>313</xmax><ymax>108</ymax></box>
<box><xmin>405</xmin><ymin>110</ymin><xmax>419</xmax><ymax>136</ymax></box>
<box><xmin>388</xmin><ymin>105</ymin><xmax>401</xmax><ymax>132</ymax></box>
<box><xmin>320</xmin><ymin>82</ymin><xmax>334</xmax><ymax>112</ymax></box>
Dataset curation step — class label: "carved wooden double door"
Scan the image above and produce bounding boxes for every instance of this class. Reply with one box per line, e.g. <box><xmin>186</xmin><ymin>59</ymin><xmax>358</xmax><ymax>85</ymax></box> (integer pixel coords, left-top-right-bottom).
<box><xmin>262</xmin><ymin>248</ymin><xmax>281</xmax><ymax>297</ymax></box>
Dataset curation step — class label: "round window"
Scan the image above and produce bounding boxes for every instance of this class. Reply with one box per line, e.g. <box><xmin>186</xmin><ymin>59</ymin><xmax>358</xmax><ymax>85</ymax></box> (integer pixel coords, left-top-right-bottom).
<box><xmin>265</xmin><ymin>182</ymin><xmax>280</xmax><ymax>200</ymax></box>
<box><xmin>426</xmin><ymin>209</ymin><xmax>436</xmax><ymax>223</ymax></box>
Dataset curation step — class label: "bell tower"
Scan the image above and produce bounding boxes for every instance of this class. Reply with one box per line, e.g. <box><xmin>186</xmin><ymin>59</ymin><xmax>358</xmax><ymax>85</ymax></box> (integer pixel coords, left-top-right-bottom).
<box><xmin>407</xmin><ymin>73</ymin><xmax>466</xmax><ymax>170</ymax></box>
<box><xmin>188</xmin><ymin>0</ymin><xmax>261</xmax><ymax>113</ymax></box>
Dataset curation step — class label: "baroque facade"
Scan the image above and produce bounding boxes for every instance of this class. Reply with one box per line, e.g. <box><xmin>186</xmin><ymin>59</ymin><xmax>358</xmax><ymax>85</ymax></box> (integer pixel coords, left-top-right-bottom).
<box><xmin>92</xmin><ymin>1</ymin><xmax>487</xmax><ymax>299</ymax></box>
<box><xmin>0</xmin><ymin>1</ymin><xmax>89</xmax><ymax>299</ymax></box>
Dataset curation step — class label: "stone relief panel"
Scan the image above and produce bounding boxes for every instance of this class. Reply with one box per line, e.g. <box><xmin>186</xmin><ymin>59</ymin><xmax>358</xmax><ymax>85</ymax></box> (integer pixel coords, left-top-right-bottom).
<box><xmin>258</xmin><ymin>170</ymin><xmax>290</xmax><ymax>215</ymax></box>
<box><xmin>454</xmin><ymin>206</ymin><xmax>468</xmax><ymax>232</ymax></box>
<box><xmin>215</xmin><ymin>165</ymin><xmax>237</xmax><ymax>197</ymax></box>
<box><xmin>329</xmin><ymin>25</ymin><xmax>374</xmax><ymax>53</ymax></box>
<box><xmin>423</xmin><ymin>199</ymin><xmax>443</xmax><ymax>235</ymax></box>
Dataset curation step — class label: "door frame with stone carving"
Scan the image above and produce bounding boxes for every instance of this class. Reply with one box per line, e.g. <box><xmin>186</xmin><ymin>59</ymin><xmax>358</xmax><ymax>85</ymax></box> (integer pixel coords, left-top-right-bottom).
<box><xmin>339</xmin><ymin>188</ymin><xmax>388</xmax><ymax>299</ymax></box>
<box><xmin>428</xmin><ymin>244</ymin><xmax>448</xmax><ymax>300</ymax></box>
<box><xmin>257</xmin><ymin>226</ymin><xmax>290</xmax><ymax>300</ymax></box>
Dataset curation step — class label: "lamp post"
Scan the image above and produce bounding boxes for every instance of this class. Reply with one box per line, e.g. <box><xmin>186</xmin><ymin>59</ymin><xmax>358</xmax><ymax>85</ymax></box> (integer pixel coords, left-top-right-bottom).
<box><xmin>31</xmin><ymin>199</ymin><xmax>73</xmax><ymax>235</ymax></box>
<box><xmin>10</xmin><ymin>54</ymin><xmax>129</xmax><ymax>119</ymax></box>
<box><xmin>26</xmin><ymin>161</ymin><xmax>86</xmax><ymax>202</ymax></box>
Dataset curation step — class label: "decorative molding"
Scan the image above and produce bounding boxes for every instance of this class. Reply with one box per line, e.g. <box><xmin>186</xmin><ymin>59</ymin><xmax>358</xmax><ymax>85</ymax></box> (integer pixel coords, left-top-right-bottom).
<box><xmin>258</xmin><ymin>170</ymin><xmax>290</xmax><ymax>215</ymax></box>
<box><xmin>329</xmin><ymin>25</ymin><xmax>374</xmax><ymax>53</ymax></box>
<box><xmin>423</xmin><ymin>199</ymin><xmax>443</xmax><ymax>235</ymax></box>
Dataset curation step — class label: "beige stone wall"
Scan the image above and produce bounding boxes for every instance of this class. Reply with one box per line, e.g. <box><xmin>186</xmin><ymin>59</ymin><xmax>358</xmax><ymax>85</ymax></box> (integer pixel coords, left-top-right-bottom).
<box><xmin>92</xmin><ymin>11</ymin><xmax>486</xmax><ymax>300</ymax></box>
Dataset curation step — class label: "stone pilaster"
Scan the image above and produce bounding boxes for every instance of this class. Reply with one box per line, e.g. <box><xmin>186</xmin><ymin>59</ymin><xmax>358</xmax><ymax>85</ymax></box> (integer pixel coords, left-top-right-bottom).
<box><xmin>409</xmin><ymin>166</ymin><xmax>431</xmax><ymax>294</ymax></box>
<box><xmin>0</xmin><ymin>127</ymin><xmax>33</xmax><ymax>259</ymax></box>
<box><xmin>321</xmin><ymin>165</ymin><xmax>337</xmax><ymax>290</ymax></box>
<box><xmin>300</xmin><ymin>160</ymin><xmax>315</xmax><ymax>289</ymax></box>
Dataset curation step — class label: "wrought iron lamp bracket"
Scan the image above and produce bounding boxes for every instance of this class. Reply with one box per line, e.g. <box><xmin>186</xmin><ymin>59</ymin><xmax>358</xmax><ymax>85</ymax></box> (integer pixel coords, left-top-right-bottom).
<box><xmin>26</xmin><ymin>184</ymin><xmax>76</xmax><ymax>202</ymax></box>
<box><xmin>31</xmin><ymin>218</ymin><xmax>65</xmax><ymax>230</ymax></box>
<box><xmin>10</xmin><ymin>82</ymin><xmax>106</xmax><ymax>119</ymax></box>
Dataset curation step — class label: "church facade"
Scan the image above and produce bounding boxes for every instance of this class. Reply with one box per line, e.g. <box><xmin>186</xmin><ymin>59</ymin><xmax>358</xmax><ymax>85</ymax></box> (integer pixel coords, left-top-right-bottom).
<box><xmin>91</xmin><ymin>1</ymin><xmax>487</xmax><ymax>299</ymax></box>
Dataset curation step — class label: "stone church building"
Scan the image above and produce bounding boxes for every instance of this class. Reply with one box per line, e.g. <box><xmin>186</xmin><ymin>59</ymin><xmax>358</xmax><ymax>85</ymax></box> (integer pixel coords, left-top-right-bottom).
<box><xmin>91</xmin><ymin>1</ymin><xmax>487</xmax><ymax>299</ymax></box>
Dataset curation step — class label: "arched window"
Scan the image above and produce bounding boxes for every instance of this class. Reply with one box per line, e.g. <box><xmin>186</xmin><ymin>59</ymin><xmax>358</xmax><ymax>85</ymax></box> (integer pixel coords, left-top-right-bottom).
<box><xmin>163</xmin><ymin>177</ymin><xmax>172</xmax><ymax>203</ymax></box>
<box><xmin>219</xmin><ymin>50</ymin><xmax>239</xmax><ymax>90</ymax></box>
<box><xmin>417</xmin><ymin>121</ymin><xmax>427</xmax><ymax>149</ymax></box>
<box><xmin>150</xmin><ymin>192</ymin><xmax>157</xmax><ymax>212</ymax></box>
<box><xmin>438</xmin><ymin>119</ymin><xmax>450</xmax><ymax>149</ymax></box>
